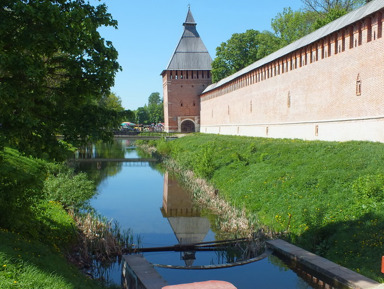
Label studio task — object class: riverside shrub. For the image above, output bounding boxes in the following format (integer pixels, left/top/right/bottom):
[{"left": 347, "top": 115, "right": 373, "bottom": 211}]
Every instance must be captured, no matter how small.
[
  {"left": 352, "top": 174, "right": 384, "bottom": 202},
  {"left": 194, "top": 141, "right": 216, "bottom": 179},
  {"left": 43, "top": 169, "right": 96, "bottom": 209}
]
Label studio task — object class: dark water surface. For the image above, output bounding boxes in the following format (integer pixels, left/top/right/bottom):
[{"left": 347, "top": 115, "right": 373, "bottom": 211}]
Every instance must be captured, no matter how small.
[{"left": 76, "top": 140, "right": 314, "bottom": 288}]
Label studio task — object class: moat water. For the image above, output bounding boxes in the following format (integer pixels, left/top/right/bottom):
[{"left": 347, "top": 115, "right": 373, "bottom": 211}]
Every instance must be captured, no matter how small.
[{"left": 75, "top": 139, "right": 316, "bottom": 288}]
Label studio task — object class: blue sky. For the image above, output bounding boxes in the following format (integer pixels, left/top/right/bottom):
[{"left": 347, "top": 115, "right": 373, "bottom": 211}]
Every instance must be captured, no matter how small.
[{"left": 95, "top": 0, "right": 304, "bottom": 110}]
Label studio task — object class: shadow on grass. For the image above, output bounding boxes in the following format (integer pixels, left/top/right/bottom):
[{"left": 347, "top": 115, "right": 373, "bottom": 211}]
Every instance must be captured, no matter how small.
[
  {"left": 0, "top": 198, "right": 121, "bottom": 289},
  {"left": 0, "top": 224, "right": 111, "bottom": 289},
  {"left": 291, "top": 212, "right": 384, "bottom": 282}
]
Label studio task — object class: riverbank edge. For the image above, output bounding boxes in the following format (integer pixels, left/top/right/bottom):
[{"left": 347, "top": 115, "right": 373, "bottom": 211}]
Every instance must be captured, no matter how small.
[
  {"left": 0, "top": 147, "right": 129, "bottom": 288},
  {"left": 267, "top": 239, "right": 380, "bottom": 289},
  {"left": 136, "top": 143, "right": 276, "bottom": 241},
  {"left": 135, "top": 135, "right": 384, "bottom": 283},
  {"left": 121, "top": 241, "right": 381, "bottom": 289},
  {"left": 136, "top": 143, "right": 383, "bottom": 289}
]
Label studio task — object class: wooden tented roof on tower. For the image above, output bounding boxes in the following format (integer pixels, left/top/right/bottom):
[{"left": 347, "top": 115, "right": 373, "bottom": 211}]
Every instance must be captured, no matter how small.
[{"left": 163, "top": 8, "right": 212, "bottom": 72}]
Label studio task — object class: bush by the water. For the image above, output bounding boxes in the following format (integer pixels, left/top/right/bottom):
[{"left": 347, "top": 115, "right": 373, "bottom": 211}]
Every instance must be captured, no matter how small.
[
  {"left": 43, "top": 166, "right": 96, "bottom": 209},
  {"left": 151, "top": 133, "right": 384, "bottom": 281},
  {"left": 0, "top": 148, "right": 117, "bottom": 288}
]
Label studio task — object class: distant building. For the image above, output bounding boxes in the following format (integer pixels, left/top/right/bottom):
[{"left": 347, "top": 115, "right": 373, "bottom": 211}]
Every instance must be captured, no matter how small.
[{"left": 161, "top": 8, "right": 212, "bottom": 133}]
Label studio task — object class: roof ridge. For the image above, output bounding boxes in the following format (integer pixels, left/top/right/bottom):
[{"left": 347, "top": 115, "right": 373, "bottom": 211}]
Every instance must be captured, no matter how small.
[
  {"left": 163, "top": 8, "right": 212, "bottom": 72},
  {"left": 184, "top": 7, "right": 196, "bottom": 25}
]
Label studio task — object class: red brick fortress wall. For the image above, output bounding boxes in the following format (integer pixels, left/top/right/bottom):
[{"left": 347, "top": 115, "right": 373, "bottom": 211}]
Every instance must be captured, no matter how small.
[
  {"left": 200, "top": 8, "right": 384, "bottom": 142},
  {"left": 163, "top": 70, "right": 211, "bottom": 132}
]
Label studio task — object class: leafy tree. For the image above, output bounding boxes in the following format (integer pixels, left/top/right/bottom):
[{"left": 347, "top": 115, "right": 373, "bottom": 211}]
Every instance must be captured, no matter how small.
[
  {"left": 103, "top": 92, "right": 124, "bottom": 113},
  {"left": 121, "top": 110, "right": 136, "bottom": 123},
  {"left": 272, "top": 1, "right": 367, "bottom": 46},
  {"left": 101, "top": 92, "right": 135, "bottom": 124},
  {"left": 147, "top": 92, "right": 163, "bottom": 124},
  {"left": 300, "top": 0, "right": 366, "bottom": 30},
  {"left": 148, "top": 92, "right": 161, "bottom": 106},
  {"left": 271, "top": 8, "right": 317, "bottom": 47},
  {"left": 301, "top": 0, "right": 365, "bottom": 14},
  {"left": 133, "top": 92, "right": 164, "bottom": 125},
  {"left": 211, "top": 30, "right": 280, "bottom": 82},
  {"left": 0, "top": 0, "right": 121, "bottom": 160},
  {"left": 149, "top": 103, "right": 164, "bottom": 124},
  {"left": 135, "top": 107, "right": 150, "bottom": 125},
  {"left": 312, "top": 7, "right": 349, "bottom": 29}
]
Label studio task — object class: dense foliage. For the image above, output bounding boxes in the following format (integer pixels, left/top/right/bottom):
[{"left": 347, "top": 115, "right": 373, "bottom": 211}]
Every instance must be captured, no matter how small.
[
  {"left": 135, "top": 92, "right": 164, "bottom": 125},
  {"left": 211, "top": 30, "right": 280, "bottom": 83},
  {"left": 152, "top": 134, "right": 384, "bottom": 281},
  {"left": 0, "top": 1, "right": 131, "bottom": 287},
  {"left": 271, "top": 8, "right": 317, "bottom": 48},
  {"left": 0, "top": 148, "right": 91, "bottom": 239},
  {"left": 0, "top": 0, "right": 122, "bottom": 160}
]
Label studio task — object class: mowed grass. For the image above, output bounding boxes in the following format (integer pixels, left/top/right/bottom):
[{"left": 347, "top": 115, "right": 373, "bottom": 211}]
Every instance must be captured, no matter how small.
[{"left": 152, "top": 133, "right": 384, "bottom": 281}]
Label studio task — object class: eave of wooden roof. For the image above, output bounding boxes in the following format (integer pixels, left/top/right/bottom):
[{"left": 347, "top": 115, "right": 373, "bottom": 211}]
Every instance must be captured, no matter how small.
[
  {"left": 162, "top": 8, "right": 212, "bottom": 75},
  {"left": 203, "top": 0, "right": 384, "bottom": 93}
]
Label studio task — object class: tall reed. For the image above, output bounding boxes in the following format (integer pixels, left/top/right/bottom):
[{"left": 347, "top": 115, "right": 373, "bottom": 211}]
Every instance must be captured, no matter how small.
[{"left": 68, "top": 209, "right": 136, "bottom": 272}]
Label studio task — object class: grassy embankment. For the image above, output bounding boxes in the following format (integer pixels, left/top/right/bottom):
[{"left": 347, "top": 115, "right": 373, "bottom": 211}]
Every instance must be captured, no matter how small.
[
  {"left": 146, "top": 133, "right": 384, "bottom": 282},
  {"left": 0, "top": 147, "right": 127, "bottom": 288}
]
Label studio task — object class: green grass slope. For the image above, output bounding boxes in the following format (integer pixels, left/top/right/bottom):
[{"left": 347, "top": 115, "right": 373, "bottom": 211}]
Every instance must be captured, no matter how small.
[
  {"left": 153, "top": 133, "right": 384, "bottom": 281},
  {"left": 0, "top": 148, "right": 107, "bottom": 288}
]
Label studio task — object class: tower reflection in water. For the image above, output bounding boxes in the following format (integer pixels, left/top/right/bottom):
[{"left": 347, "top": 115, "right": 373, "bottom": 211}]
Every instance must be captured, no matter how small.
[{"left": 161, "top": 171, "right": 210, "bottom": 267}]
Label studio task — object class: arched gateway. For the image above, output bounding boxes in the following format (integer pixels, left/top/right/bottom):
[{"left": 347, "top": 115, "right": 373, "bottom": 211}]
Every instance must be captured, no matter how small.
[
  {"left": 180, "top": 120, "right": 195, "bottom": 133},
  {"left": 161, "top": 7, "right": 212, "bottom": 133}
]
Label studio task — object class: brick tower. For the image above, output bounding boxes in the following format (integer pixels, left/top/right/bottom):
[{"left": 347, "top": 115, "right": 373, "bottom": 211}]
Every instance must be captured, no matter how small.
[{"left": 161, "top": 8, "right": 212, "bottom": 133}]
